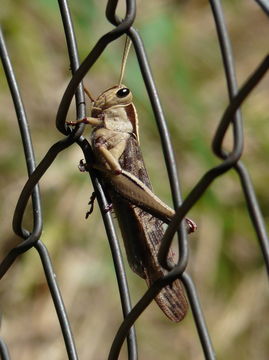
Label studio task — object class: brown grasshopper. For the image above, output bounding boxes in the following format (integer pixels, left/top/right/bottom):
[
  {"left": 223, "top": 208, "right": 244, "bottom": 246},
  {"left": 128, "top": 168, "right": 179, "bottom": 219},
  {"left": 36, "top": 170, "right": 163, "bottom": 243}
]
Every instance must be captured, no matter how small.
[{"left": 67, "top": 39, "right": 196, "bottom": 322}]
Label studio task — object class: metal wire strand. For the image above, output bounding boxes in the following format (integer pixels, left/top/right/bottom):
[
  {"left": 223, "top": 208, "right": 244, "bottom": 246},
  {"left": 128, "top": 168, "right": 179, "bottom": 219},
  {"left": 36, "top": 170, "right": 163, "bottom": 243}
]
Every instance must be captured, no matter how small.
[
  {"left": 0, "top": 338, "right": 10, "bottom": 360},
  {"left": 254, "top": 0, "right": 269, "bottom": 15},
  {"left": 0, "top": 24, "right": 79, "bottom": 360}
]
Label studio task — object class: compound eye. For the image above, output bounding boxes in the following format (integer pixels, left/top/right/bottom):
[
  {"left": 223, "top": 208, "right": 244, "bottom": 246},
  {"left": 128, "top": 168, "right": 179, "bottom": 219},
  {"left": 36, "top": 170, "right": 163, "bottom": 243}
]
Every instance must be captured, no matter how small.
[{"left": 116, "top": 88, "right": 130, "bottom": 98}]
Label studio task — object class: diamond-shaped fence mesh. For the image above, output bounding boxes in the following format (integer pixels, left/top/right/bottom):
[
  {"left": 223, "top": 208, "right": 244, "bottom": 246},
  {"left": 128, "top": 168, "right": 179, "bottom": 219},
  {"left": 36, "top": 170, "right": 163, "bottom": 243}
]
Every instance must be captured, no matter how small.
[{"left": 0, "top": 1, "right": 269, "bottom": 359}]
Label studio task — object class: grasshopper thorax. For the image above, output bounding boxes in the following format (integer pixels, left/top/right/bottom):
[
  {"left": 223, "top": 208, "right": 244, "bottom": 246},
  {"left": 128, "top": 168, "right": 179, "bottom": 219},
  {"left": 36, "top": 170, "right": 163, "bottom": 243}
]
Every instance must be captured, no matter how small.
[{"left": 93, "top": 85, "right": 133, "bottom": 111}]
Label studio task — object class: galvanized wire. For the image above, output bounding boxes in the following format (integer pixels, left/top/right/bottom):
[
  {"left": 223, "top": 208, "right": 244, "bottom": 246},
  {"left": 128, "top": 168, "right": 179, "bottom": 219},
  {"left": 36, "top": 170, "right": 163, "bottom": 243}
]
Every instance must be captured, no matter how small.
[{"left": 0, "top": 0, "right": 269, "bottom": 359}]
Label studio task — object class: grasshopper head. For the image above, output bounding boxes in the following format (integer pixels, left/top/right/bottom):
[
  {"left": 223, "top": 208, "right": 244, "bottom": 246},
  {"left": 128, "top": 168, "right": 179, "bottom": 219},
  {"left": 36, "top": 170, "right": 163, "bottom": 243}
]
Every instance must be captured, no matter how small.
[{"left": 94, "top": 85, "right": 133, "bottom": 110}]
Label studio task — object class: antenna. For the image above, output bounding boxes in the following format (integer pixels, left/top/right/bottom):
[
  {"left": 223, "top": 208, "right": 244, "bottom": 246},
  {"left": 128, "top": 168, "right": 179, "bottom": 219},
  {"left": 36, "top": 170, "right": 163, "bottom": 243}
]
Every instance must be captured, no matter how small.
[
  {"left": 118, "top": 36, "right": 132, "bottom": 86},
  {"left": 84, "top": 86, "right": 95, "bottom": 102}
]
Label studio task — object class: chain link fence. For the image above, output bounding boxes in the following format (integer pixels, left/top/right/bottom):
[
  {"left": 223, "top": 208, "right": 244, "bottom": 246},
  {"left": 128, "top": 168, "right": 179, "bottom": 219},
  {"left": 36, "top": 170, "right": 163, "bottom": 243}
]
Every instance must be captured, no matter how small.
[{"left": 0, "top": 0, "right": 269, "bottom": 359}]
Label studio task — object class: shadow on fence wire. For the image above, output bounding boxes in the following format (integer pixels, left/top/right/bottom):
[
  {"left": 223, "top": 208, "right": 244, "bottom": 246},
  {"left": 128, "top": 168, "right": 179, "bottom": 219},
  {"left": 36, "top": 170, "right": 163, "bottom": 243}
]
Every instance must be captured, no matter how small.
[{"left": 0, "top": 0, "right": 269, "bottom": 359}]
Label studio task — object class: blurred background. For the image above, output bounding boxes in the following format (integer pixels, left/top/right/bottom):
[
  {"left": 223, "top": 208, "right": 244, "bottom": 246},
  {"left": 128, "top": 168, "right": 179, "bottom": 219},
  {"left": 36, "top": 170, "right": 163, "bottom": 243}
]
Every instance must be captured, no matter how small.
[{"left": 0, "top": 0, "right": 268, "bottom": 359}]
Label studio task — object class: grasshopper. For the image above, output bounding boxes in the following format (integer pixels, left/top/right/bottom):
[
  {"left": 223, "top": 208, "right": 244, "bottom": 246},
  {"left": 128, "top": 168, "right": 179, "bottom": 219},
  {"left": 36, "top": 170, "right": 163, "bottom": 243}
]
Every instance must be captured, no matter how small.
[{"left": 67, "top": 39, "right": 196, "bottom": 322}]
